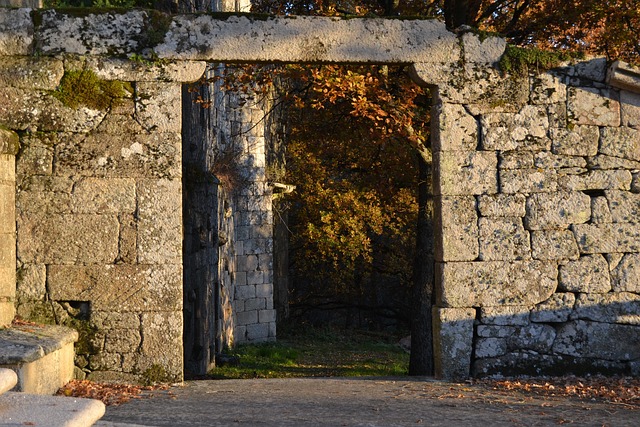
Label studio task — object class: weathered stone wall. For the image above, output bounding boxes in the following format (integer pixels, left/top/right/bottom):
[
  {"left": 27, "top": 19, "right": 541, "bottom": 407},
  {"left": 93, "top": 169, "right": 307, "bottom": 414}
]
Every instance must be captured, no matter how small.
[
  {"left": 424, "top": 47, "right": 640, "bottom": 378},
  {"left": 6, "top": 57, "right": 204, "bottom": 382},
  {"left": 1, "top": 7, "right": 639, "bottom": 382}
]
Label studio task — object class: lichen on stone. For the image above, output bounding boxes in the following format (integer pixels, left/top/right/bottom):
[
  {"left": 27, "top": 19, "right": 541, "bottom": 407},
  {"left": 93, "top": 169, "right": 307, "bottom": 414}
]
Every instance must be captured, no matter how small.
[{"left": 53, "top": 68, "right": 132, "bottom": 110}]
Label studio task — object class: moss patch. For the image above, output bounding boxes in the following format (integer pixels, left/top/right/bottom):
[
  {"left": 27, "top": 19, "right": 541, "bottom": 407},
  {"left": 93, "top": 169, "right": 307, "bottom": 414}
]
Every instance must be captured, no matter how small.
[
  {"left": 53, "top": 69, "right": 131, "bottom": 110},
  {"left": 141, "top": 364, "right": 172, "bottom": 386},
  {"left": 499, "top": 45, "right": 583, "bottom": 76}
]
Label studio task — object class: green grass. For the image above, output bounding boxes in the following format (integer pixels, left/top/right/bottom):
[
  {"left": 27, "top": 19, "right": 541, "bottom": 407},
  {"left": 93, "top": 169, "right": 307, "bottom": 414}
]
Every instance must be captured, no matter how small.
[{"left": 209, "top": 327, "right": 409, "bottom": 379}]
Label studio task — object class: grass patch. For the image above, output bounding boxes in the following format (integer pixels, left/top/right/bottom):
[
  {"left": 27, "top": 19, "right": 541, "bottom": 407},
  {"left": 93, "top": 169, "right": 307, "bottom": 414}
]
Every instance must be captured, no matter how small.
[{"left": 209, "top": 327, "right": 409, "bottom": 379}]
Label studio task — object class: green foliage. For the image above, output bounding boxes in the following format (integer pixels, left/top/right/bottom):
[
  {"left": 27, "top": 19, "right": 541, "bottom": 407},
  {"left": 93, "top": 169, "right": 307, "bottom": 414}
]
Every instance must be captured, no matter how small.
[
  {"left": 210, "top": 328, "right": 409, "bottom": 379},
  {"left": 53, "top": 69, "right": 131, "bottom": 110},
  {"left": 498, "top": 45, "right": 578, "bottom": 76}
]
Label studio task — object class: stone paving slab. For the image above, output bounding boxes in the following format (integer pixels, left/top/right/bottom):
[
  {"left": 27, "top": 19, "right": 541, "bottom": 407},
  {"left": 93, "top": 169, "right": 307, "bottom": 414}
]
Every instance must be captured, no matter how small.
[
  {"left": 0, "top": 391, "right": 105, "bottom": 426},
  {"left": 97, "top": 377, "right": 638, "bottom": 427}
]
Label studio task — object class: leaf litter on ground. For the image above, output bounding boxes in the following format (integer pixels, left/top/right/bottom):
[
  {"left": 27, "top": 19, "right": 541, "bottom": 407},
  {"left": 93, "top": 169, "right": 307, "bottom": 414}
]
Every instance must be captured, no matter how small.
[
  {"left": 57, "top": 380, "right": 172, "bottom": 406},
  {"left": 476, "top": 375, "right": 640, "bottom": 409}
]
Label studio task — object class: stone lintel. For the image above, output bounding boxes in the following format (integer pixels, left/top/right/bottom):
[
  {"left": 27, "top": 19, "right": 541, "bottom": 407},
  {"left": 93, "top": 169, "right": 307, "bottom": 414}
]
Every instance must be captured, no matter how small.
[{"left": 607, "top": 60, "right": 640, "bottom": 94}]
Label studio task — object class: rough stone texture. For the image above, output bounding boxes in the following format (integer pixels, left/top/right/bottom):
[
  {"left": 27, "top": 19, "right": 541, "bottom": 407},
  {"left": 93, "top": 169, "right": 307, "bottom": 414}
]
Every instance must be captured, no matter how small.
[
  {"left": 525, "top": 191, "right": 591, "bottom": 230},
  {"left": 0, "top": 57, "right": 64, "bottom": 91},
  {"left": 590, "top": 196, "right": 612, "bottom": 224},
  {"left": 606, "top": 190, "right": 640, "bottom": 223},
  {"left": 553, "top": 320, "right": 640, "bottom": 361},
  {"left": 478, "top": 217, "right": 530, "bottom": 261},
  {"left": 433, "top": 308, "right": 475, "bottom": 380},
  {"left": 567, "top": 86, "right": 620, "bottom": 126},
  {"left": 550, "top": 125, "right": 599, "bottom": 156},
  {"left": 434, "top": 196, "right": 478, "bottom": 262},
  {"left": 573, "top": 223, "right": 640, "bottom": 253},
  {"left": 137, "top": 179, "right": 183, "bottom": 265},
  {"left": 620, "top": 90, "right": 640, "bottom": 128},
  {"left": 17, "top": 214, "right": 119, "bottom": 264},
  {"left": 559, "top": 170, "right": 632, "bottom": 191},
  {"left": 480, "top": 306, "right": 530, "bottom": 326},
  {"left": 572, "top": 292, "right": 640, "bottom": 325},
  {"left": 0, "top": 8, "right": 33, "bottom": 56},
  {"left": 433, "top": 150, "right": 497, "bottom": 196},
  {"left": 431, "top": 103, "right": 477, "bottom": 152},
  {"left": 599, "top": 126, "right": 640, "bottom": 161},
  {"left": 559, "top": 254, "right": 611, "bottom": 293},
  {"left": 531, "top": 293, "right": 575, "bottom": 323},
  {"left": 47, "top": 265, "right": 182, "bottom": 312},
  {"left": 530, "top": 230, "right": 579, "bottom": 260},
  {"left": 461, "top": 33, "right": 506, "bottom": 64},
  {"left": 500, "top": 168, "right": 558, "bottom": 194},
  {"left": 2, "top": 13, "right": 640, "bottom": 382},
  {"left": 530, "top": 72, "right": 566, "bottom": 105},
  {"left": 611, "top": 253, "right": 640, "bottom": 293},
  {"left": 482, "top": 105, "right": 550, "bottom": 151},
  {"left": 437, "top": 261, "right": 557, "bottom": 307},
  {"left": 477, "top": 194, "right": 525, "bottom": 217},
  {"left": 507, "top": 324, "right": 556, "bottom": 353}
]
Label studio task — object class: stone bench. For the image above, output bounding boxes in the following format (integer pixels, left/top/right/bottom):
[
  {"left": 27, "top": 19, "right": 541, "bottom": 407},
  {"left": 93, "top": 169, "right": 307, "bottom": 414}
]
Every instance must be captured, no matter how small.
[
  {"left": 0, "top": 324, "right": 77, "bottom": 394},
  {"left": 0, "top": 368, "right": 105, "bottom": 426}
]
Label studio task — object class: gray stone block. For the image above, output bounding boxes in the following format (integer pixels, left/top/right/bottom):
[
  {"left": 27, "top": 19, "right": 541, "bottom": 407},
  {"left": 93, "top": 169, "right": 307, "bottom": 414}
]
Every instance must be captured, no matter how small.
[
  {"left": 478, "top": 217, "right": 530, "bottom": 261},
  {"left": 432, "top": 103, "right": 477, "bottom": 152},
  {"left": 437, "top": 261, "right": 557, "bottom": 307},
  {"left": 480, "top": 306, "right": 530, "bottom": 326},
  {"left": 567, "top": 86, "right": 620, "bottom": 126},
  {"left": 559, "top": 254, "right": 611, "bottom": 293},
  {"left": 606, "top": 190, "right": 640, "bottom": 223},
  {"left": 611, "top": 253, "right": 640, "bottom": 293},
  {"left": 525, "top": 191, "right": 590, "bottom": 230},
  {"left": 559, "top": 170, "right": 632, "bottom": 191},
  {"left": 531, "top": 230, "right": 579, "bottom": 260},
  {"left": 531, "top": 293, "right": 575, "bottom": 323},
  {"left": 17, "top": 213, "right": 119, "bottom": 264},
  {"left": 477, "top": 194, "right": 526, "bottom": 217},
  {"left": 433, "top": 307, "right": 475, "bottom": 380},
  {"left": 573, "top": 292, "right": 640, "bottom": 325},
  {"left": 550, "top": 125, "right": 599, "bottom": 156},
  {"left": 433, "top": 150, "right": 497, "bottom": 196},
  {"left": 573, "top": 223, "right": 640, "bottom": 253},
  {"left": 500, "top": 169, "right": 558, "bottom": 193},
  {"left": 553, "top": 320, "right": 640, "bottom": 361},
  {"left": 475, "top": 337, "right": 507, "bottom": 358},
  {"left": 435, "top": 196, "right": 479, "bottom": 262},
  {"left": 481, "top": 106, "right": 550, "bottom": 151},
  {"left": 600, "top": 126, "right": 640, "bottom": 161}
]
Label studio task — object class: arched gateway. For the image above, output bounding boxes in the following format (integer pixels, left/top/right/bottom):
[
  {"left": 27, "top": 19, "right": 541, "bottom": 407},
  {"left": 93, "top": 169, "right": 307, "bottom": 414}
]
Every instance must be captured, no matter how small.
[{"left": 1, "top": 8, "right": 639, "bottom": 384}]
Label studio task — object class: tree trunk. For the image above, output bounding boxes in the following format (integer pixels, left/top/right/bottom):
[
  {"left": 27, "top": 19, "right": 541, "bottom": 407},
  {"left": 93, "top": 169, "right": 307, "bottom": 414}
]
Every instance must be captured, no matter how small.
[{"left": 408, "top": 156, "right": 434, "bottom": 375}]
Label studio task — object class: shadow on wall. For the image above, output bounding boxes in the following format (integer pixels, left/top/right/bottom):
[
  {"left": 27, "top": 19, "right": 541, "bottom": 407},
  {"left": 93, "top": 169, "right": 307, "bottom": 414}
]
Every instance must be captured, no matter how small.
[{"left": 435, "top": 297, "right": 640, "bottom": 379}]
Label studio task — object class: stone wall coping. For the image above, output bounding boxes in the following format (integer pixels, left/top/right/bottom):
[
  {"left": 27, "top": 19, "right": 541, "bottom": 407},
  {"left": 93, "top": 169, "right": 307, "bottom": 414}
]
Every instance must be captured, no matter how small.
[
  {"left": 606, "top": 60, "right": 640, "bottom": 94},
  {"left": 0, "top": 324, "right": 78, "bottom": 365}
]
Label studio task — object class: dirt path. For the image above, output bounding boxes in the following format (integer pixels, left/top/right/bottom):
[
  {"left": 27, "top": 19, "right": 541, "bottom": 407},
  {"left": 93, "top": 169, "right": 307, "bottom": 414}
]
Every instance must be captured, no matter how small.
[{"left": 95, "top": 377, "right": 637, "bottom": 426}]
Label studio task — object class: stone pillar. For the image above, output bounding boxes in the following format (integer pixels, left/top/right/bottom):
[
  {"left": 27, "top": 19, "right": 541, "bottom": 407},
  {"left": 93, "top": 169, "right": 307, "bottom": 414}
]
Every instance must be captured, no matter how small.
[{"left": 0, "top": 128, "right": 18, "bottom": 326}]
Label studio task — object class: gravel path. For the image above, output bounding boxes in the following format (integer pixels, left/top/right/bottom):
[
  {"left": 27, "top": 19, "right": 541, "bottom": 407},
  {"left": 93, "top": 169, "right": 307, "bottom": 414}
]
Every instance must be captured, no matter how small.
[{"left": 96, "top": 377, "right": 638, "bottom": 427}]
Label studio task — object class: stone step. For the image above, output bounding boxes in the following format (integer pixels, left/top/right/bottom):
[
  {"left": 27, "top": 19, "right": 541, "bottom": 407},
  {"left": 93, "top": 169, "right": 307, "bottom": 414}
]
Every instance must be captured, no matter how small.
[
  {"left": 0, "top": 324, "right": 78, "bottom": 395},
  {"left": 0, "top": 391, "right": 105, "bottom": 427},
  {"left": 0, "top": 369, "right": 17, "bottom": 395}
]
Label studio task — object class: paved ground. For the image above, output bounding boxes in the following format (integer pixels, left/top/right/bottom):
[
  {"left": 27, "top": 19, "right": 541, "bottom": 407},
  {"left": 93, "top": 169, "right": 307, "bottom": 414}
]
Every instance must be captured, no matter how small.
[{"left": 95, "top": 377, "right": 637, "bottom": 426}]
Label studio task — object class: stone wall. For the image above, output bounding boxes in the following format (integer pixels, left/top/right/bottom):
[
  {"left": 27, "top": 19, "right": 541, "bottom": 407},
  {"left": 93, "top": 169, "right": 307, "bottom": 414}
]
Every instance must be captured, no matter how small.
[
  {"left": 0, "top": 9, "right": 207, "bottom": 381},
  {"left": 425, "top": 51, "right": 640, "bottom": 378},
  {"left": 1, "top": 7, "right": 639, "bottom": 382}
]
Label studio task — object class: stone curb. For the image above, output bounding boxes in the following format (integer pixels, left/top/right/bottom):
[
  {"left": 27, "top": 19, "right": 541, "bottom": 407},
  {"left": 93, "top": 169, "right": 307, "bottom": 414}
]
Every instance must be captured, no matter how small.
[{"left": 0, "top": 391, "right": 105, "bottom": 426}]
